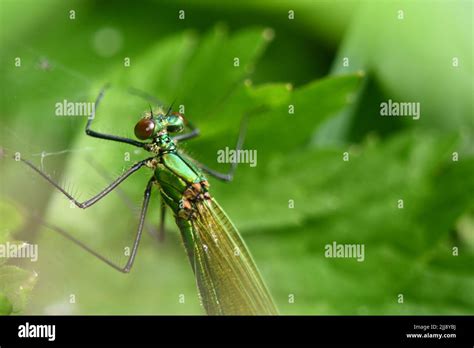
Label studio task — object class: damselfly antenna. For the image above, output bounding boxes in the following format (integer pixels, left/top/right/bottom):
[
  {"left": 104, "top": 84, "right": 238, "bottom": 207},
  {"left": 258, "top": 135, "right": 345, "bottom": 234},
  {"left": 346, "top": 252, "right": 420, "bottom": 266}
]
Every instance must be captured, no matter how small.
[{"left": 165, "top": 99, "right": 176, "bottom": 117}]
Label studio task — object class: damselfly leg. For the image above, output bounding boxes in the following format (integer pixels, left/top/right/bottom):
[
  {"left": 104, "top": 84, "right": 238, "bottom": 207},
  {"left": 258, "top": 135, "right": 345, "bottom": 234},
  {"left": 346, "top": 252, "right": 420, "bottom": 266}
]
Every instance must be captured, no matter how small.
[
  {"left": 15, "top": 86, "right": 160, "bottom": 272},
  {"left": 86, "top": 156, "right": 166, "bottom": 242},
  {"left": 20, "top": 156, "right": 153, "bottom": 209},
  {"left": 86, "top": 85, "right": 146, "bottom": 148},
  {"left": 31, "top": 177, "right": 155, "bottom": 273}
]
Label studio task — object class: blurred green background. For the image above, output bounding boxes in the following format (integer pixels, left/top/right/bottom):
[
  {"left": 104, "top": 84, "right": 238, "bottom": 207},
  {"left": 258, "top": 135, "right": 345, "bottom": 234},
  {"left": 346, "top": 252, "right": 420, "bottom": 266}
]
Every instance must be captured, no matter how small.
[{"left": 0, "top": 0, "right": 473, "bottom": 315}]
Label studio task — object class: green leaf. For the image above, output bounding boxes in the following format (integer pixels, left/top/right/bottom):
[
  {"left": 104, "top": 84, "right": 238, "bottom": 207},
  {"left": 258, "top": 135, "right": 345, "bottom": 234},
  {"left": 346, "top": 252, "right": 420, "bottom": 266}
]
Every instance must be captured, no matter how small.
[
  {"left": 208, "top": 73, "right": 363, "bottom": 229},
  {"left": 246, "top": 82, "right": 292, "bottom": 108},
  {"left": 245, "top": 130, "right": 474, "bottom": 314},
  {"left": 176, "top": 26, "right": 272, "bottom": 117},
  {"left": 0, "top": 266, "right": 38, "bottom": 314},
  {"left": 330, "top": 1, "right": 473, "bottom": 139}
]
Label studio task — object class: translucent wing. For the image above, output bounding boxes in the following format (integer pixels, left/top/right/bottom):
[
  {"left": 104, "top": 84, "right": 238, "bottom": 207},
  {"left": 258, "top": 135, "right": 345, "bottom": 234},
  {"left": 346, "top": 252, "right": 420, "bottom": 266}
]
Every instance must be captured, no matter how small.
[{"left": 186, "top": 198, "right": 278, "bottom": 315}]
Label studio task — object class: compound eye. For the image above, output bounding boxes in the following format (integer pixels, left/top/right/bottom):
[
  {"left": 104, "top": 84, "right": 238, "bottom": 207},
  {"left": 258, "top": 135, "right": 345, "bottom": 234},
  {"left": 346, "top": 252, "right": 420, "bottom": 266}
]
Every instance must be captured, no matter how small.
[{"left": 134, "top": 119, "right": 155, "bottom": 140}]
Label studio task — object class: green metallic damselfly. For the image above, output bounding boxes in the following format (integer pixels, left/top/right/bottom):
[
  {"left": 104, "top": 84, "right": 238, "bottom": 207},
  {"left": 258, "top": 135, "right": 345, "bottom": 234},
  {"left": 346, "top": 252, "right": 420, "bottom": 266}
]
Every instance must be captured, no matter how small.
[{"left": 20, "top": 85, "right": 278, "bottom": 315}]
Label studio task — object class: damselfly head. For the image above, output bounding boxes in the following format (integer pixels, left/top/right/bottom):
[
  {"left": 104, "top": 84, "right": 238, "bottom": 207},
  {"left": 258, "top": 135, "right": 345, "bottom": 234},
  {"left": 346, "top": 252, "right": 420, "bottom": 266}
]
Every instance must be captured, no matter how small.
[{"left": 134, "top": 110, "right": 185, "bottom": 140}]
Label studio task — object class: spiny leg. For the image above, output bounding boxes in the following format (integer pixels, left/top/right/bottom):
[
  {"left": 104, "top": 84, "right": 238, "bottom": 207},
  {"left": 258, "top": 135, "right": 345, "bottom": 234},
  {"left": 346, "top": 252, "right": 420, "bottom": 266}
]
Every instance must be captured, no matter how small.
[
  {"left": 87, "top": 157, "right": 172, "bottom": 244},
  {"left": 20, "top": 156, "right": 154, "bottom": 208},
  {"left": 124, "top": 177, "right": 155, "bottom": 272},
  {"left": 85, "top": 156, "right": 163, "bottom": 240},
  {"left": 85, "top": 85, "right": 146, "bottom": 148},
  {"left": 84, "top": 154, "right": 171, "bottom": 243},
  {"left": 34, "top": 177, "right": 155, "bottom": 273},
  {"left": 180, "top": 113, "right": 249, "bottom": 182}
]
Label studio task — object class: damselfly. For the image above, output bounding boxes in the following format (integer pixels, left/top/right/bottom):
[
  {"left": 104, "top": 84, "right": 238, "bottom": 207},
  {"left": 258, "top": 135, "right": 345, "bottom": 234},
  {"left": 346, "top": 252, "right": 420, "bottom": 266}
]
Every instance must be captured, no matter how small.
[{"left": 20, "top": 85, "right": 278, "bottom": 315}]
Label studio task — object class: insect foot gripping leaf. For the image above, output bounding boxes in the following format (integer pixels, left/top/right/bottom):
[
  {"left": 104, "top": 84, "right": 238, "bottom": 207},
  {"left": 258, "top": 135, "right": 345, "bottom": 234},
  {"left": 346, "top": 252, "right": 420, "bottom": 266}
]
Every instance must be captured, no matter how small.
[{"left": 0, "top": 200, "right": 38, "bottom": 314}]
